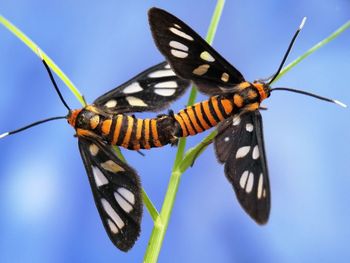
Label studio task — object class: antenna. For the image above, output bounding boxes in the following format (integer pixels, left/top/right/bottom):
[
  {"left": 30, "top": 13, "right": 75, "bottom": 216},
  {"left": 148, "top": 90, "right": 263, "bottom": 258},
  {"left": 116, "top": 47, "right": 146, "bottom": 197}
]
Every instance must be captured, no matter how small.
[
  {"left": 0, "top": 116, "right": 67, "bottom": 139},
  {"left": 268, "top": 17, "right": 307, "bottom": 85},
  {"left": 0, "top": 50, "right": 72, "bottom": 140},
  {"left": 37, "top": 48, "right": 71, "bottom": 111},
  {"left": 271, "top": 87, "right": 347, "bottom": 108}
]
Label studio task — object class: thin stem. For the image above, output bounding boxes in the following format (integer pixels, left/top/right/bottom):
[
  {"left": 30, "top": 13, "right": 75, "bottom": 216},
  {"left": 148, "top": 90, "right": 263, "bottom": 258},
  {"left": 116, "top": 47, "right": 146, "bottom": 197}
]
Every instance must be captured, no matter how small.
[
  {"left": 143, "top": 1, "right": 226, "bottom": 262},
  {"left": 0, "top": 15, "right": 86, "bottom": 106},
  {"left": 271, "top": 20, "right": 350, "bottom": 84},
  {"left": 142, "top": 189, "right": 159, "bottom": 222}
]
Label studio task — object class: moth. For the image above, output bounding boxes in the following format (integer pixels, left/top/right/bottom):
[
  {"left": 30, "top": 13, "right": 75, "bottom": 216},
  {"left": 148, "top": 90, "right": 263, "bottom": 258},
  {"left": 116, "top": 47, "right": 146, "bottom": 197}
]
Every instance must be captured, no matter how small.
[
  {"left": 1, "top": 58, "right": 190, "bottom": 251},
  {"left": 148, "top": 7, "right": 345, "bottom": 224}
]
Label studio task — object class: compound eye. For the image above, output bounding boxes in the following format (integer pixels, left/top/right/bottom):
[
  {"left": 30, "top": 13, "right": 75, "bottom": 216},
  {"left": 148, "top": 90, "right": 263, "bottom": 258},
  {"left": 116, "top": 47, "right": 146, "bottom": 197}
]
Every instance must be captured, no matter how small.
[
  {"left": 76, "top": 116, "right": 86, "bottom": 128},
  {"left": 76, "top": 111, "right": 94, "bottom": 129}
]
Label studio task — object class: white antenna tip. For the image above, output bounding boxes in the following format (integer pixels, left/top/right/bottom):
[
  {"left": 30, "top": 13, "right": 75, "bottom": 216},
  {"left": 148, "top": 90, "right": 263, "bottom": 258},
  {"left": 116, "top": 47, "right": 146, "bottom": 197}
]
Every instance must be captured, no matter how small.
[
  {"left": 0, "top": 132, "right": 9, "bottom": 139},
  {"left": 299, "top": 17, "right": 307, "bottom": 30},
  {"left": 333, "top": 99, "right": 347, "bottom": 108},
  {"left": 36, "top": 47, "right": 44, "bottom": 61}
]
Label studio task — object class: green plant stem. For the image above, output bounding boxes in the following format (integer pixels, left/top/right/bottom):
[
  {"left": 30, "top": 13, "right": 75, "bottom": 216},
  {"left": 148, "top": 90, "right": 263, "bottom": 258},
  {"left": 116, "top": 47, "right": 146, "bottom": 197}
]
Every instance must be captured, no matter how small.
[
  {"left": 142, "top": 189, "right": 159, "bottom": 222},
  {"left": 272, "top": 20, "right": 350, "bottom": 83},
  {"left": 0, "top": 15, "right": 86, "bottom": 106},
  {"left": 143, "top": 1, "right": 226, "bottom": 262}
]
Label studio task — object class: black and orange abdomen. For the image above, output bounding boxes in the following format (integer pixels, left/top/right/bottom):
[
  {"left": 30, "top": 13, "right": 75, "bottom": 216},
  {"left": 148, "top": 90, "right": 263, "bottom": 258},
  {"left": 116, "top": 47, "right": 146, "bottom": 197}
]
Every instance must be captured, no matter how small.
[
  {"left": 173, "top": 95, "right": 237, "bottom": 137},
  {"left": 100, "top": 114, "right": 177, "bottom": 150}
]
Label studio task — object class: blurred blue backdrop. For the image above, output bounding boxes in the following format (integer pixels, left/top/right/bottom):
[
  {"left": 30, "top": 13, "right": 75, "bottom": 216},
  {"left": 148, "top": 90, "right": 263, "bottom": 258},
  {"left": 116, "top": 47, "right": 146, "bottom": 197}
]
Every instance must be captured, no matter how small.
[{"left": 0, "top": 1, "right": 349, "bottom": 262}]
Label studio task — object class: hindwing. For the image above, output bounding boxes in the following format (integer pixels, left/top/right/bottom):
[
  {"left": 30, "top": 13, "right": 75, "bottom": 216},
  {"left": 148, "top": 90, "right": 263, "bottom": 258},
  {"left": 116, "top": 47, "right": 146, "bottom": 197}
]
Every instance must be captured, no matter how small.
[
  {"left": 214, "top": 111, "right": 270, "bottom": 224},
  {"left": 78, "top": 137, "right": 142, "bottom": 251},
  {"left": 94, "top": 61, "right": 189, "bottom": 113}
]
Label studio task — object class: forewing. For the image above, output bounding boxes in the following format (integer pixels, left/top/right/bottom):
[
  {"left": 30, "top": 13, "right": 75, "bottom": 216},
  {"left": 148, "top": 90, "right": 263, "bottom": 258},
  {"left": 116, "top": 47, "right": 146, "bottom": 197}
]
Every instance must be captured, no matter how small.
[
  {"left": 78, "top": 137, "right": 142, "bottom": 251},
  {"left": 148, "top": 7, "right": 245, "bottom": 95},
  {"left": 214, "top": 111, "right": 270, "bottom": 224},
  {"left": 94, "top": 61, "right": 190, "bottom": 113}
]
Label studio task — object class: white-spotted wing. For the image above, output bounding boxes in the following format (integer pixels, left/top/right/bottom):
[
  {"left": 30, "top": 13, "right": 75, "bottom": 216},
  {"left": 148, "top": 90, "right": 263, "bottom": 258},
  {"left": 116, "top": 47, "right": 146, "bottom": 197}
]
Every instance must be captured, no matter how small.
[
  {"left": 214, "top": 111, "right": 270, "bottom": 224},
  {"left": 94, "top": 61, "right": 189, "bottom": 113},
  {"left": 148, "top": 8, "right": 245, "bottom": 95},
  {"left": 78, "top": 137, "right": 142, "bottom": 251}
]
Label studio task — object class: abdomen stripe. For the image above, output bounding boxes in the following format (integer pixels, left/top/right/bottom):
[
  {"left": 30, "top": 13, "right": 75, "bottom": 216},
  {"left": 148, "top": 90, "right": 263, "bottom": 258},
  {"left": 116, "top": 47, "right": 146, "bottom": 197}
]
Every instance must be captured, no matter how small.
[
  {"left": 142, "top": 119, "right": 151, "bottom": 149},
  {"left": 185, "top": 107, "right": 203, "bottom": 133},
  {"left": 121, "top": 116, "right": 134, "bottom": 148},
  {"left": 174, "top": 114, "right": 188, "bottom": 137},
  {"left": 194, "top": 104, "right": 211, "bottom": 130},
  {"left": 112, "top": 115, "right": 123, "bottom": 145},
  {"left": 178, "top": 110, "right": 196, "bottom": 135},
  {"left": 201, "top": 100, "right": 218, "bottom": 126},
  {"left": 151, "top": 119, "right": 162, "bottom": 147}
]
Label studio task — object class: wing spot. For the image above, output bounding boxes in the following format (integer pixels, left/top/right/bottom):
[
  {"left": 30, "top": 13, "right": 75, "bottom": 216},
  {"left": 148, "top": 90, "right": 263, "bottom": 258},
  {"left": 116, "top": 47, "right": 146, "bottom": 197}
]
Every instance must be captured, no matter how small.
[
  {"left": 117, "top": 187, "right": 135, "bottom": 205},
  {"left": 192, "top": 64, "right": 210, "bottom": 76},
  {"left": 169, "top": 27, "right": 194, "bottom": 41},
  {"left": 240, "top": 170, "right": 249, "bottom": 189},
  {"left": 126, "top": 96, "right": 148, "bottom": 107},
  {"left": 263, "top": 189, "right": 266, "bottom": 198},
  {"left": 257, "top": 173, "right": 264, "bottom": 199},
  {"left": 233, "top": 116, "right": 241, "bottom": 126},
  {"left": 148, "top": 69, "right": 176, "bottom": 78},
  {"left": 101, "top": 198, "right": 125, "bottom": 229},
  {"left": 221, "top": 72, "right": 229, "bottom": 82},
  {"left": 246, "top": 123, "right": 254, "bottom": 132},
  {"left": 92, "top": 166, "right": 108, "bottom": 187},
  {"left": 154, "top": 89, "right": 176, "bottom": 96},
  {"left": 200, "top": 51, "right": 215, "bottom": 62},
  {"left": 246, "top": 172, "right": 254, "bottom": 193},
  {"left": 169, "top": 40, "right": 189, "bottom": 52},
  {"left": 123, "top": 82, "right": 143, "bottom": 94},
  {"left": 173, "top": 23, "right": 181, "bottom": 29},
  {"left": 224, "top": 136, "right": 230, "bottom": 142},
  {"left": 236, "top": 146, "right": 251, "bottom": 159},
  {"left": 252, "top": 145, "right": 260, "bottom": 159},
  {"left": 114, "top": 192, "right": 133, "bottom": 213},
  {"left": 170, "top": 49, "right": 188, "bottom": 58},
  {"left": 164, "top": 64, "right": 171, "bottom": 69},
  {"left": 101, "top": 160, "right": 125, "bottom": 173},
  {"left": 89, "top": 144, "right": 99, "bottom": 156},
  {"left": 154, "top": 81, "right": 178, "bottom": 88},
  {"left": 107, "top": 219, "right": 119, "bottom": 234},
  {"left": 105, "top": 100, "right": 117, "bottom": 108}
]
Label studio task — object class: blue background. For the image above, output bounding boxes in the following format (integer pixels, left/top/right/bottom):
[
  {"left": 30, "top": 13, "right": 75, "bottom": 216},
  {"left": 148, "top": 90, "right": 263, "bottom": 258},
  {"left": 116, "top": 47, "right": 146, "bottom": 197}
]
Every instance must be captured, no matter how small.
[{"left": 0, "top": 1, "right": 349, "bottom": 262}]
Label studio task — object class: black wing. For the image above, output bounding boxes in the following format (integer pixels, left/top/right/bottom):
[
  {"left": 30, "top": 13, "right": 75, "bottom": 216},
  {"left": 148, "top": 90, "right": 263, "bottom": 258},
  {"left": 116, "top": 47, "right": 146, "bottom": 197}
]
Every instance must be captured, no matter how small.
[
  {"left": 94, "top": 61, "right": 190, "bottom": 113},
  {"left": 214, "top": 111, "right": 270, "bottom": 224},
  {"left": 78, "top": 137, "right": 142, "bottom": 251},
  {"left": 148, "top": 7, "right": 245, "bottom": 95}
]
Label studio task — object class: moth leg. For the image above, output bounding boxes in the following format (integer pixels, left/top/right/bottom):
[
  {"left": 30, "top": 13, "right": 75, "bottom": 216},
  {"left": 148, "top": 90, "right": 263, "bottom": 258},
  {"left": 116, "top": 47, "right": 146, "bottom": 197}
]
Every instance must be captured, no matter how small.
[
  {"left": 170, "top": 137, "right": 179, "bottom": 147},
  {"left": 136, "top": 150, "right": 145, "bottom": 157},
  {"left": 190, "top": 139, "right": 213, "bottom": 167}
]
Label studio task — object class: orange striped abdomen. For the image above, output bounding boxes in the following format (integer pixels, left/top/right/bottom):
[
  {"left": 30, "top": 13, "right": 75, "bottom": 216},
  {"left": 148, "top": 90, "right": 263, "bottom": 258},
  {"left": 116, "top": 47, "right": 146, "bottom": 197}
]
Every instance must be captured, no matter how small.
[
  {"left": 101, "top": 114, "right": 177, "bottom": 150},
  {"left": 174, "top": 96, "right": 236, "bottom": 137}
]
